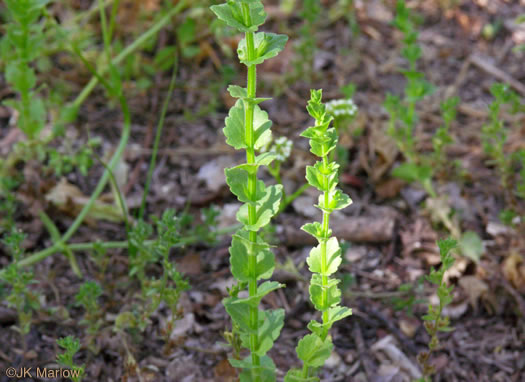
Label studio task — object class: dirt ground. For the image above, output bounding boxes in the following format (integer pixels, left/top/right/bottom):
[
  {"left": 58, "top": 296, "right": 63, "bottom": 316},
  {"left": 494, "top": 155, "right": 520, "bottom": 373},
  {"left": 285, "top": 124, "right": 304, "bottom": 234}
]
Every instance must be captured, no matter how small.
[{"left": 1, "top": 1, "right": 525, "bottom": 381}]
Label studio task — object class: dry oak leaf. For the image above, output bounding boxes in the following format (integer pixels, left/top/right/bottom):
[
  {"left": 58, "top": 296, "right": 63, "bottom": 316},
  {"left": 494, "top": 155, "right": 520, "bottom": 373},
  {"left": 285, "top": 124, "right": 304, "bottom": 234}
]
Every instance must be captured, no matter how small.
[{"left": 502, "top": 253, "right": 525, "bottom": 293}]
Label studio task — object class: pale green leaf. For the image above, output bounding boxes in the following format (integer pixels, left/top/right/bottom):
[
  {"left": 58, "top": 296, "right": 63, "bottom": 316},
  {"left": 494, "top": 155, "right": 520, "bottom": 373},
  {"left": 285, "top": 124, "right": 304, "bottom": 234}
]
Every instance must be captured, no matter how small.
[
  {"left": 232, "top": 281, "right": 283, "bottom": 308},
  {"left": 230, "top": 230, "right": 275, "bottom": 282},
  {"left": 284, "top": 369, "right": 319, "bottom": 382},
  {"left": 223, "top": 296, "right": 252, "bottom": 332},
  {"left": 308, "top": 306, "right": 352, "bottom": 336},
  {"left": 223, "top": 100, "right": 272, "bottom": 150},
  {"left": 238, "top": 32, "right": 288, "bottom": 66},
  {"left": 308, "top": 128, "right": 338, "bottom": 158},
  {"left": 296, "top": 333, "right": 333, "bottom": 368},
  {"left": 301, "top": 222, "right": 331, "bottom": 241},
  {"left": 305, "top": 161, "right": 339, "bottom": 192},
  {"left": 237, "top": 184, "right": 283, "bottom": 230},
  {"left": 306, "top": 237, "right": 342, "bottom": 275},
  {"left": 459, "top": 231, "right": 483, "bottom": 262},
  {"left": 309, "top": 274, "right": 341, "bottom": 311},
  {"left": 252, "top": 308, "right": 285, "bottom": 356},
  {"left": 318, "top": 189, "right": 352, "bottom": 212},
  {"left": 235, "top": 152, "right": 277, "bottom": 175},
  {"left": 227, "top": 85, "right": 271, "bottom": 104},
  {"left": 210, "top": 0, "right": 266, "bottom": 33}
]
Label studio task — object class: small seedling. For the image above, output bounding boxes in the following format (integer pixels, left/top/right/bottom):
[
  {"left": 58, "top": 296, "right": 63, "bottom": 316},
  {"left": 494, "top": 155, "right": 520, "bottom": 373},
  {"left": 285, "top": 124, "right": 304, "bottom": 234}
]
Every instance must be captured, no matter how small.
[
  {"left": 0, "top": 228, "right": 40, "bottom": 339},
  {"left": 127, "top": 209, "right": 189, "bottom": 332},
  {"left": 432, "top": 96, "right": 459, "bottom": 171},
  {"left": 481, "top": 83, "right": 522, "bottom": 190},
  {"left": 417, "top": 238, "right": 457, "bottom": 381},
  {"left": 292, "top": 0, "right": 321, "bottom": 82},
  {"left": 75, "top": 281, "right": 103, "bottom": 336},
  {"left": 56, "top": 336, "right": 85, "bottom": 382},
  {"left": 385, "top": 0, "right": 434, "bottom": 166},
  {"left": 285, "top": 90, "right": 353, "bottom": 381},
  {"left": 210, "top": 1, "right": 288, "bottom": 380}
]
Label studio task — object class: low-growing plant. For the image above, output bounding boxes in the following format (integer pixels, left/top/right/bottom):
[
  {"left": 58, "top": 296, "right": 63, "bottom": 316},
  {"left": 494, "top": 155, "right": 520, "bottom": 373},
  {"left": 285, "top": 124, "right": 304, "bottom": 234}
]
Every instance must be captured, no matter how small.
[
  {"left": 432, "top": 96, "right": 459, "bottom": 171},
  {"left": 481, "top": 83, "right": 521, "bottom": 190},
  {"left": 56, "top": 336, "right": 85, "bottom": 382},
  {"left": 210, "top": 1, "right": 288, "bottom": 380},
  {"left": 292, "top": 0, "right": 321, "bottom": 82},
  {"left": 0, "top": 227, "right": 40, "bottom": 340},
  {"left": 126, "top": 209, "right": 190, "bottom": 332},
  {"left": 285, "top": 90, "right": 353, "bottom": 381},
  {"left": 75, "top": 281, "right": 103, "bottom": 336},
  {"left": 385, "top": 0, "right": 434, "bottom": 166},
  {"left": 417, "top": 238, "right": 457, "bottom": 381}
]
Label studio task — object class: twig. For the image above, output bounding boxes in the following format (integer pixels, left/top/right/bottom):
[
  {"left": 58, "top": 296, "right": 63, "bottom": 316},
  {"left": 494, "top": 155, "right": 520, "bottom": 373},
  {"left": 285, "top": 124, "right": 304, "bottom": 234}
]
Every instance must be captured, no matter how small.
[{"left": 470, "top": 54, "right": 525, "bottom": 96}]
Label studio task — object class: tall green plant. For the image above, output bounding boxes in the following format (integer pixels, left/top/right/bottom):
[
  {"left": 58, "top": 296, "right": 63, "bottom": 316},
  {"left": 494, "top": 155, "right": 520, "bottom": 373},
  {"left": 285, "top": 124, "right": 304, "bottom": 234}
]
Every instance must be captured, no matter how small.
[
  {"left": 285, "top": 90, "right": 352, "bottom": 381},
  {"left": 210, "top": 1, "right": 288, "bottom": 381},
  {"left": 1, "top": 0, "right": 49, "bottom": 139}
]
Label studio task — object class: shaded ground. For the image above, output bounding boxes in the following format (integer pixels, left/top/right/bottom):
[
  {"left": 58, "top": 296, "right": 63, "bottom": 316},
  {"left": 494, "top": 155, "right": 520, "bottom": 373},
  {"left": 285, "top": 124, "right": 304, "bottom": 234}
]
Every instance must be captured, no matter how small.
[{"left": 1, "top": 1, "right": 525, "bottom": 381}]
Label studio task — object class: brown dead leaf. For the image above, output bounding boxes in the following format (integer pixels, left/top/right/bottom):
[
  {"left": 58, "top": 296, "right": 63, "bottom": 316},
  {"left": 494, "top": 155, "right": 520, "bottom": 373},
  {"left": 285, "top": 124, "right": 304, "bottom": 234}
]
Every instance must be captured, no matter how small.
[
  {"left": 502, "top": 253, "right": 525, "bottom": 293},
  {"left": 458, "top": 275, "right": 489, "bottom": 310},
  {"left": 176, "top": 253, "right": 202, "bottom": 276},
  {"left": 375, "top": 177, "right": 405, "bottom": 199},
  {"left": 361, "top": 123, "right": 399, "bottom": 182},
  {"left": 214, "top": 358, "right": 237, "bottom": 382},
  {"left": 45, "top": 178, "right": 126, "bottom": 223},
  {"left": 399, "top": 218, "right": 438, "bottom": 262}
]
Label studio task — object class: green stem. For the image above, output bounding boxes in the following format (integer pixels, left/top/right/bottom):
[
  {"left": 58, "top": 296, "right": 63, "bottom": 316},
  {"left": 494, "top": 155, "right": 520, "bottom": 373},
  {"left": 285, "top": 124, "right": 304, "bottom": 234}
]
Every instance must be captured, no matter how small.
[
  {"left": 320, "top": 155, "right": 331, "bottom": 339},
  {"left": 71, "top": 0, "right": 188, "bottom": 110},
  {"left": 244, "top": 24, "right": 261, "bottom": 379},
  {"left": 139, "top": 57, "right": 179, "bottom": 219},
  {"left": 0, "top": 223, "right": 241, "bottom": 277},
  {"left": 301, "top": 363, "right": 309, "bottom": 379},
  {"left": 279, "top": 183, "right": 309, "bottom": 213}
]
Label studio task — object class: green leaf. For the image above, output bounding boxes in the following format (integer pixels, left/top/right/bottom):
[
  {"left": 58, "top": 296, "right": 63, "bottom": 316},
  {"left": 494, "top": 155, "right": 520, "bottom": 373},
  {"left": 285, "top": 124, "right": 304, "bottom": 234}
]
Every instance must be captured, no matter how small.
[
  {"left": 437, "top": 237, "right": 457, "bottom": 257},
  {"left": 230, "top": 230, "right": 275, "bottom": 282},
  {"left": 210, "top": 0, "right": 266, "bottom": 33},
  {"left": 318, "top": 189, "right": 352, "bottom": 212},
  {"left": 237, "top": 184, "right": 283, "bottom": 231},
  {"left": 223, "top": 296, "right": 253, "bottom": 332},
  {"left": 309, "top": 274, "right": 341, "bottom": 311},
  {"left": 231, "top": 355, "right": 276, "bottom": 382},
  {"left": 238, "top": 32, "right": 288, "bottom": 66},
  {"left": 6, "top": 62, "right": 36, "bottom": 94},
  {"left": 232, "top": 281, "right": 283, "bottom": 307},
  {"left": 225, "top": 166, "right": 263, "bottom": 203},
  {"left": 308, "top": 306, "right": 352, "bottom": 337},
  {"left": 251, "top": 308, "right": 285, "bottom": 356},
  {"left": 459, "top": 231, "right": 483, "bottom": 262},
  {"left": 227, "top": 85, "right": 271, "bottom": 104},
  {"left": 285, "top": 369, "right": 320, "bottom": 382},
  {"left": 296, "top": 334, "right": 333, "bottom": 368},
  {"left": 308, "top": 128, "right": 338, "bottom": 158},
  {"left": 307, "top": 237, "right": 342, "bottom": 276},
  {"left": 223, "top": 100, "right": 272, "bottom": 150},
  {"left": 392, "top": 162, "right": 433, "bottom": 184},
  {"left": 235, "top": 152, "right": 277, "bottom": 175},
  {"left": 301, "top": 222, "right": 331, "bottom": 241},
  {"left": 305, "top": 161, "right": 339, "bottom": 192}
]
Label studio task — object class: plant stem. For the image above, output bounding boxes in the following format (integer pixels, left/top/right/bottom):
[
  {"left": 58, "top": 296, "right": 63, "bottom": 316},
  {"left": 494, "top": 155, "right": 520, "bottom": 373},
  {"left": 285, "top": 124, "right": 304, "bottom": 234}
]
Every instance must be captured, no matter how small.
[
  {"left": 71, "top": 0, "right": 188, "bottom": 110},
  {"left": 139, "top": 57, "right": 179, "bottom": 219},
  {"left": 0, "top": 224, "right": 241, "bottom": 277},
  {"left": 279, "top": 183, "right": 309, "bottom": 214},
  {"left": 320, "top": 155, "right": 330, "bottom": 340},
  {"left": 244, "top": 19, "right": 261, "bottom": 379}
]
